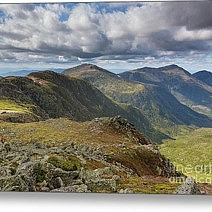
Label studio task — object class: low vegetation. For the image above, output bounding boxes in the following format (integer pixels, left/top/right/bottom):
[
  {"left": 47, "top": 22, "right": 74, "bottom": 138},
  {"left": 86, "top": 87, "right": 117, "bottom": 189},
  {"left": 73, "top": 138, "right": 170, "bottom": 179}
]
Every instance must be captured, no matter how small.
[
  {"left": 47, "top": 155, "right": 82, "bottom": 171},
  {"left": 117, "top": 176, "right": 180, "bottom": 194},
  {"left": 0, "top": 99, "right": 30, "bottom": 113}
]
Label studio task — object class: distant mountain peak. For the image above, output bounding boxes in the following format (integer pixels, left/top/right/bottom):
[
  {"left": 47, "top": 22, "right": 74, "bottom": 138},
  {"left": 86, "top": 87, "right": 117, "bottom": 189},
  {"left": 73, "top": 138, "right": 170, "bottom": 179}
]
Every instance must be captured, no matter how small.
[
  {"left": 132, "top": 64, "right": 191, "bottom": 76},
  {"left": 74, "top": 63, "right": 99, "bottom": 69},
  {"left": 158, "top": 64, "right": 191, "bottom": 76},
  {"left": 193, "top": 70, "right": 212, "bottom": 86},
  {"left": 63, "top": 63, "right": 118, "bottom": 78},
  {"left": 70, "top": 63, "right": 104, "bottom": 71},
  {"left": 194, "top": 70, "right": 211, "bottom": 74},
  {"left": 164, "top": 64, "right": 180, "bottom": 68}
]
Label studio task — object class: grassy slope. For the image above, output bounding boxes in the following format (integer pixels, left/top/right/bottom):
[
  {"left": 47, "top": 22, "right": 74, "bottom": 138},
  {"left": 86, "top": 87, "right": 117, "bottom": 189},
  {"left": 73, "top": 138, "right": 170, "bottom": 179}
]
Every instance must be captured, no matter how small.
[
  {"left": 0, "top": 99, "right": 30, "bottom": 113},
  {"left": 160, "top": 128, "right": 212, "bottom": 183},
  {"left": 0, "top": 99, "right": 40, "bottom": 123},
  {"left": 0, "top": 118, "right": 133, "bottom": 146},
  {"left": 0, "top": 71, "right": 166, "bottom": 143},
  {"left": 1, "top": 72, "right": 126, "bottom": 121}
]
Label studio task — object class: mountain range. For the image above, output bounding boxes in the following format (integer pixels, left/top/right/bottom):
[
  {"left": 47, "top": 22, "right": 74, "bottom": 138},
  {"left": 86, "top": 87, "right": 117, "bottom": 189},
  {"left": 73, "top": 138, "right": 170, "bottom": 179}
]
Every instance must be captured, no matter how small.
[
  {"left": 1, "top": 68, "right": 64, "bottom": 77},
  {"left": 63, "top": 64, "right": 212, "bottom": 136},
  {"left": 120, "top": 65, "right": 212, "bottom": 116},
  {"left": 0, "top": 63, "right": 211, "bottom": 143}
]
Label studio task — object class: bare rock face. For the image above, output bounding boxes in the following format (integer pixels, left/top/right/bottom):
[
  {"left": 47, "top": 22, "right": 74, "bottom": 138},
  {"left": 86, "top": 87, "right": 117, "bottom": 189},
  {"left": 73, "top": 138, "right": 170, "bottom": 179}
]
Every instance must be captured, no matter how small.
[{"left": 174, "top": 177, "right": 201, "bottom": 195}]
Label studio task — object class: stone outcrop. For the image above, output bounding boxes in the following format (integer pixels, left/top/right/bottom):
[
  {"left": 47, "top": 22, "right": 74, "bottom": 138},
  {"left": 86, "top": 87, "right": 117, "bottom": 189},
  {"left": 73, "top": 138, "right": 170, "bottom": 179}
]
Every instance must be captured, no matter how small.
[
  {"left": 0, "top": 141, "right": 126, "bottom": 192},
  {"left": 174, "top": 177, "right": 201, "bottom": 195},
  {"left": 0, "top": 117, "right": 185, "bottom": 193}
]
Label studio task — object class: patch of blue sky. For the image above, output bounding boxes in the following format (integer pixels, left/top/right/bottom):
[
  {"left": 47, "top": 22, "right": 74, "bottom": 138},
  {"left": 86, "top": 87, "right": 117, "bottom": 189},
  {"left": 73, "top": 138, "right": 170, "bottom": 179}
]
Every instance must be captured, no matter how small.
[
  {"left": 92, "top": 2, "right": 143, "bottom": 14},
  {"left": 59, "top": 12, "right": 69, "bottom": 22},
  {"left": 62, "top": 2, "right": 78, "bottom": 10},
  {"left": 0, "top": 9, "right": 5, "bottom": 17},
  {"left": 0, "top": 10, "right": 5, "bottom": 23},
  {"left": 60, "top": 2, "right": 143, "bottom": 16},
  {"left": 0, "top": 9, "right": 11, "bottom": 24}
]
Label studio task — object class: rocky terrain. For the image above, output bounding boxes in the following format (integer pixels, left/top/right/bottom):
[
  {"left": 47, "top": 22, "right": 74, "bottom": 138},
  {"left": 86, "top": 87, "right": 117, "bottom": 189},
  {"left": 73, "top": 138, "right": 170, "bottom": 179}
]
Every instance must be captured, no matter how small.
[
  {"left": 0, "top": 116, "right": 184, "bottom": 193},
  {"left": 174, "top": 178, "right": 201, "bottom": 195}
]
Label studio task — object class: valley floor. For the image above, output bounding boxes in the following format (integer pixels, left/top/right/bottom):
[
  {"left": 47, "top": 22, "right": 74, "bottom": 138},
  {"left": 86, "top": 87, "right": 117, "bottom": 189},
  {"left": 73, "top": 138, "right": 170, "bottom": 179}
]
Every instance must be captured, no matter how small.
[{"left": 160, "top": 127, "right": 212, "bottom": 194}]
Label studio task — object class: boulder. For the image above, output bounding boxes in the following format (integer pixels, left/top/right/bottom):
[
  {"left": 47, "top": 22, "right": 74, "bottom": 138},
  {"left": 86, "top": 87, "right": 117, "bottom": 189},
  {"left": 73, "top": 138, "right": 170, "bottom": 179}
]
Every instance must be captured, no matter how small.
[
  {"left": 174, "top": 177, "right": 201, "bottom": 195},
  {"left": 47, "top": 168, "right": 79, "bottom": 189},
  {"left": 79, "top": 168, "right": 117, "bottom": 192},
  {"left": 119, "top": 188, "right": 134, "bottom": 194}
]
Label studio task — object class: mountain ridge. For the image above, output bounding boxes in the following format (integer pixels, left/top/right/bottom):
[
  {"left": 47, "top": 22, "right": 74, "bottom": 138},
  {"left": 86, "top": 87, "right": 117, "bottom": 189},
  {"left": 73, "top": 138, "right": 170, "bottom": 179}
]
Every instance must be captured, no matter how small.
[
  {"left": 0, "top": 70, "right": 166, "bottom": 143},
  {"left": 120, "top": 64, "right": 212, "bottom": 116}
]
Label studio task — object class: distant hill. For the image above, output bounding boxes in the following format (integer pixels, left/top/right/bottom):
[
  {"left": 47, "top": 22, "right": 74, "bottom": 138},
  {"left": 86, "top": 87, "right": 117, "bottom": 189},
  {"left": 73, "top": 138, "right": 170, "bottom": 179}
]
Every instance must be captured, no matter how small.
[
  {"left": 193, "top": 70, "right": 212, "bottom": 87},
  {"left": 63, "top": 64, "right": 212, "bottom": 137},
  {"left": 0, "top": 70, "right": 166, "bottom": 143},
  {"left": 1, "top": 68, "right": 64, "bottom": 77},
  {"left": 120, "top": 64, "right": 212, "bottom": 116},
  {"left": 1, "top": 70, "right": 34, "bottom": 77}
]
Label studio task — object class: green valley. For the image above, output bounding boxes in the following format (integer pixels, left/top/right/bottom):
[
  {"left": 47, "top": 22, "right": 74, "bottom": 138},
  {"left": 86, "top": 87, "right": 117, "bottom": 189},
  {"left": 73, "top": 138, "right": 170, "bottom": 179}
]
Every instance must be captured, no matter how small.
[{"left": 160, "top": 128, "right": 212, "bottom": 184}]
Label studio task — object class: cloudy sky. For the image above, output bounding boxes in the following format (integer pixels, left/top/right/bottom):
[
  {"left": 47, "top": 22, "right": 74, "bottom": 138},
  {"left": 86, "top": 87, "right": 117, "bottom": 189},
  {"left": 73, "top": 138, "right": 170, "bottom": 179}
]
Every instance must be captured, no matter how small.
[{"left": 0, "top": 1, "right": 211, "bottom": 74}]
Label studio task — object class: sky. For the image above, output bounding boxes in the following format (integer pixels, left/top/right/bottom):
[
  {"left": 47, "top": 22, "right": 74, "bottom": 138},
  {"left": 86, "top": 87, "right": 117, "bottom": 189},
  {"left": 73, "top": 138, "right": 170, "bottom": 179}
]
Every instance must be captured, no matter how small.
[{"left": 0, "top": 1, "right": 211, "bottom": 74}]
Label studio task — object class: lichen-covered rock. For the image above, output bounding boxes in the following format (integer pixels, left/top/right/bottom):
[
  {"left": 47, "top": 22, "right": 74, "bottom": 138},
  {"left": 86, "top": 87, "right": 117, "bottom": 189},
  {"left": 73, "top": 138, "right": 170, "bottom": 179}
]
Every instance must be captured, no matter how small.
[
  {"left": 86, "top": 178, "right": 117, "bottom": 192},
  {"left": 79, "top": 167, "right": 117, "bottom": 192},
  {"left": 49, "top": 177, "right": 64, "bottom": 189},
  {"left": 174, "top": 177, "right": 201, "bottom": 195},
  {"left": 119, "top": 188, "right": 134, "bottom": 194},
  {"left": 47, "top": 168, "right": 79, "bottom": 188},
  {"left": 51, "top": 184, "right": 88, "bottom": 193},
  {"left": 0, "top": 167, "right": 13, "bottom": 177},
  {"left": 0, "top": 175, "right": 29, "bottom": 191}
]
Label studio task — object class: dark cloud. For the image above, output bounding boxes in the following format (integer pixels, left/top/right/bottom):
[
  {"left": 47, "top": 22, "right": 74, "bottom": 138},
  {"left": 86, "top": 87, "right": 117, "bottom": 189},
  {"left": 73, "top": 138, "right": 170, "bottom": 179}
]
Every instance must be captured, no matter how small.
[
  {"left": 149, "top": 30, "right": 211, "bottom": 52},
  {"left": 162, "top": 2, "right": 212, "bottom": 30}
]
